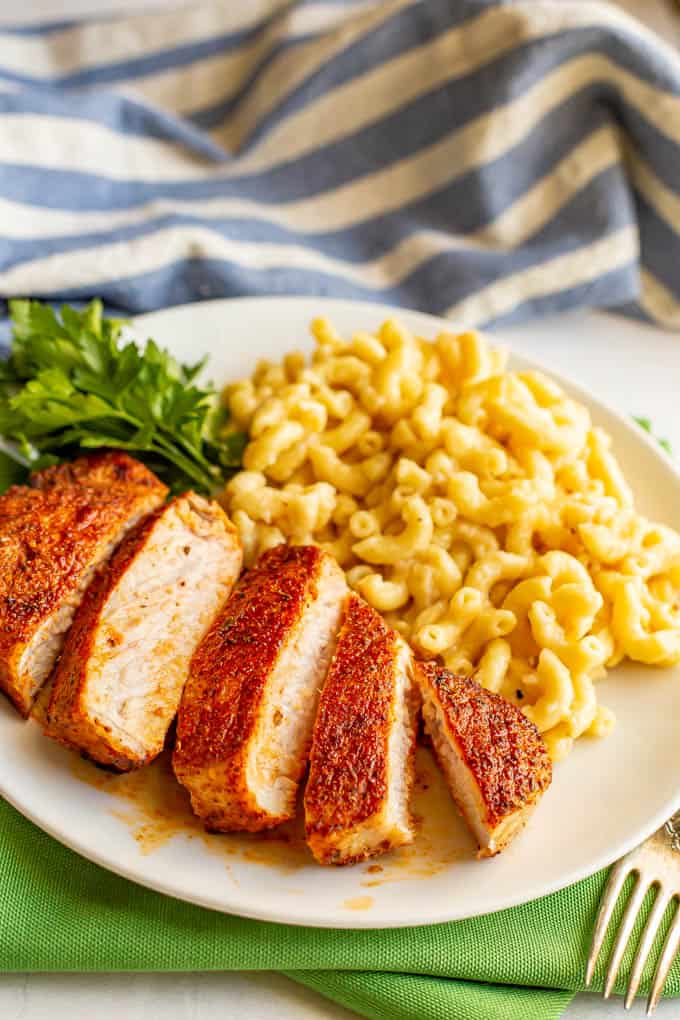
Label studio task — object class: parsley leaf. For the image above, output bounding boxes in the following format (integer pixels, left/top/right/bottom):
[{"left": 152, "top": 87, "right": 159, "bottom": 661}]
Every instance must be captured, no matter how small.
[
  {"left": 0, "top": 300, "right": 245, "bottom": 494},
  {"left": 633, "top": 416, "right": 673, "bottom": 457}
]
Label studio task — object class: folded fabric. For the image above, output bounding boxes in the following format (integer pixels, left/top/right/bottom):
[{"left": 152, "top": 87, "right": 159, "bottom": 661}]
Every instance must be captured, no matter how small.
[
  {"left": 1, "top": 0, "right": 680, "bottom": 331},
  {"left": 2, "top": 795, "right": 680, "bottom": 1020}
]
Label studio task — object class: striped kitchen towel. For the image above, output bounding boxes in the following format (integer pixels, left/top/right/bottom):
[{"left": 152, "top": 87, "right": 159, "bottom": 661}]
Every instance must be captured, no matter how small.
[{"left": 1, "top": 0, "right": 680, "bottom": 332}]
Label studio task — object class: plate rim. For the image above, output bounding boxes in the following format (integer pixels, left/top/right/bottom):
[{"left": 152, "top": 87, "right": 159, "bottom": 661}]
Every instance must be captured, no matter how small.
[{"left": 2, "top": 295, "right": 680, "bottom": 929}]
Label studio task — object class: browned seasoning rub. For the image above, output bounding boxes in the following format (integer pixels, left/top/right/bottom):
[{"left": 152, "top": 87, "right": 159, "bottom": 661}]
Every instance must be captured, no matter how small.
[
  {"left": 0, "top": 452, "right": 167, "bottom": 716},
  {"left": 304, "top": 593, "right": 420, "bottom": 866},
  {"left": 415, "top": 662, "right": 552, "bottom": 857}
]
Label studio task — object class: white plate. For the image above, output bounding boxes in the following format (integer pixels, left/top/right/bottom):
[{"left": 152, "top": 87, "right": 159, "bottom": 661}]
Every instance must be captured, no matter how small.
[{"left": 2, "top": 297, "right": 680, "bottom": 930}]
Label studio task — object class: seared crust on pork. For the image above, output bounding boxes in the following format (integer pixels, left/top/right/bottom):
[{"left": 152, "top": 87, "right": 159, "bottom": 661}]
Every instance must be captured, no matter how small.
[
  {"left": 0, "top": 452, "right": 167, "bottom": 715},
  {"left": 416, "top": 663, "right": 552, "bottom": 857},
  {"left": 45, "top": 494, "right": 242, "bottom": 770},
  {"left": 173, "top": 544, "right": 347, "bottom": 832},
  {"left": 305, "top": 594, "right": 420, "bottom": 865}
]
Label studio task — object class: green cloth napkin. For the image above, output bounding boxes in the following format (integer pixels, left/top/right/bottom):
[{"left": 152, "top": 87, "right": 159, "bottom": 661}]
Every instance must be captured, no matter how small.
[{"left": 3, "top": 797, "right": 679, "bottom": 1019}]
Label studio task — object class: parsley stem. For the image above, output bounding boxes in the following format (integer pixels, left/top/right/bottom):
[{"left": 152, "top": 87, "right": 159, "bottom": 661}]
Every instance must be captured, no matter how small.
[{"left": 0, "top": 437, "right": 31, "bottom": 467}]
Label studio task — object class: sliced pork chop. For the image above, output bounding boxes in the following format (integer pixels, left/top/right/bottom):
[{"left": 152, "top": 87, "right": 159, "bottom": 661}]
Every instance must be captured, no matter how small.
[
  {"left": 173, "top": 543, "right": 347, "bottom": 832},
  {"left": 44, "top": 493, "right": 242, "bottom": 771},
  {"left": 416, "top": 663, "right": 552, "bottom": 857},
  {"left": 304, "top": 594, "right": 420, "bottom": 866},
  {"left": 0, "top": 452, "right": 167, "bottom": 716}
]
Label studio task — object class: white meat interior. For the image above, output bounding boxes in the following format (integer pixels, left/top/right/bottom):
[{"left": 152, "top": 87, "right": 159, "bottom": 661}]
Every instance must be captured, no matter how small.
[
  {"left": 382, "top": 640, "right": 417, "bottom": 839},
  {"left": 83, "top": 497, "right": 238, "bottom": 757},
  {"left": 421, "top": 687, "right": 494, "bottom": 853},
  {"left": 336, "top": 638, "right": 416, "bottom": 859},
  {"left": 248, "top": 563, "right": 347, "bottom": 818},
  {"left": 19, "top": 506, "right": 152, "bottom": 704}
]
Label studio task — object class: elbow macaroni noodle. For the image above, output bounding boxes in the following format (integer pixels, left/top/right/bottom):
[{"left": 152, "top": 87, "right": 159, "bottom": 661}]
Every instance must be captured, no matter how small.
[{"left": 222, "top": 318, "right": 680, "bottom": 761}]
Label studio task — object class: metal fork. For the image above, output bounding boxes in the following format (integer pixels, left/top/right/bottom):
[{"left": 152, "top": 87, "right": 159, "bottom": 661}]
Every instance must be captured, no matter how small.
[{"left": 586, "top": 812, "right": 680, "bottom": 1014}]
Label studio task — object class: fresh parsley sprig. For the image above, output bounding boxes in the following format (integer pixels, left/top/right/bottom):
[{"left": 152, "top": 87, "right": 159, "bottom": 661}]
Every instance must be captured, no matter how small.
[{"left": 0, "top": 299, "right": 246, "bottom": 494}]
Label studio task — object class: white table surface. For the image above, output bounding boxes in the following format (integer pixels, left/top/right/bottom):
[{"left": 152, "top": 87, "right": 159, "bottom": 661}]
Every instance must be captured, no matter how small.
[{"left": 2, "top": 1, "right": 680, "bottom": 1018}]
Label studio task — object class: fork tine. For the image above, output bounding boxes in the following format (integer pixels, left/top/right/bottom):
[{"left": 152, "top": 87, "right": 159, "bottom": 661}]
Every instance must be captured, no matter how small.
[
  {"left": 586, "top": 859, "right": 635, "bottom": 986},
  {"left": 646, "top": 901, "right": 680, "bottom": 1016},
  {"left": 625, "top": 887, "right": 669, "bottom": 1009},
  {"left": 604, "top": 873, "right": 650, "bottom": 998}
]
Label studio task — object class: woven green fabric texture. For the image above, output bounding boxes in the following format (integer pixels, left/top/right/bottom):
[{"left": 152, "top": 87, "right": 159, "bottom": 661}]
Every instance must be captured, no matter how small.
[
  {"left": 2, "top": 798, "right": 679, "bottom": 1019},
  {"left": 293, "top": 971, "right": 572, "bottom": 1020}
]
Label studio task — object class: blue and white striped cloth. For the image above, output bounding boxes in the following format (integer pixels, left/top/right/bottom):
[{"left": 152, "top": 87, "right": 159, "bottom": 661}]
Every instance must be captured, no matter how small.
[{"left": 1, "top": 0, "right": 680, "bottom": 333}]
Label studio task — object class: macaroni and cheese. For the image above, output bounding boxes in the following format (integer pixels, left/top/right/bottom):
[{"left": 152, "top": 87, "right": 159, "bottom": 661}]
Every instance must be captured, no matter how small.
[{"left": 221, "top": 319, "right": 680, "bottom": 761}]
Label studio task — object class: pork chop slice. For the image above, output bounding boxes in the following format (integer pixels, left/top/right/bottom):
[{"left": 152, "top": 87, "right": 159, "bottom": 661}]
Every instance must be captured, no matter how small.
[
  {"left": 0, "top": 452, "right": 167, "bottom": 715},
  {"left": 45, "top": 493, "right": 242, "bottom": 771},
  {"left": 304, "top": 594, "right": 420, "bottom": 866},
  {"left": 173, "top": 543, "right": 347, "bottom": 832},
  {"left": 416, "top": 662, "right": 552, "bottom": 857}
]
